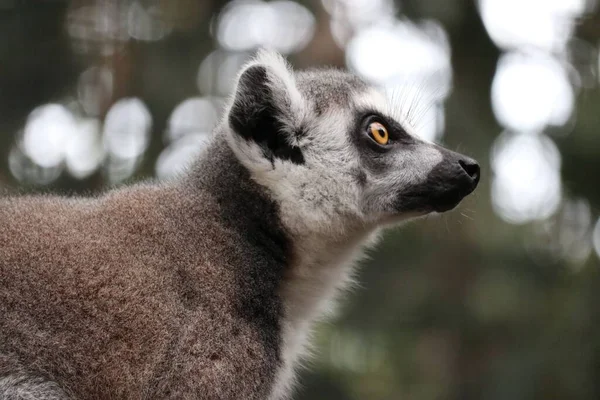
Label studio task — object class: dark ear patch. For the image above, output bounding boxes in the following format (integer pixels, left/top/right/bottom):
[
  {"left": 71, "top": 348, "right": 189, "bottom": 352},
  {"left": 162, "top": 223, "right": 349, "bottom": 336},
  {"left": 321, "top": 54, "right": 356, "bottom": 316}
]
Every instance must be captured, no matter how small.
[{"left": 229, "top": 65, "right": 304, "bottom": 165}]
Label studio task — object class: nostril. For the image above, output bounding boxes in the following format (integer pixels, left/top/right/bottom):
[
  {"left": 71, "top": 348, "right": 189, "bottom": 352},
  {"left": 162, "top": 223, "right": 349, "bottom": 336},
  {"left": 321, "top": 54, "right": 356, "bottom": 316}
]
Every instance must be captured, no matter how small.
[{"left": 458, "top": 159, "right": 480, "bottom": 182}]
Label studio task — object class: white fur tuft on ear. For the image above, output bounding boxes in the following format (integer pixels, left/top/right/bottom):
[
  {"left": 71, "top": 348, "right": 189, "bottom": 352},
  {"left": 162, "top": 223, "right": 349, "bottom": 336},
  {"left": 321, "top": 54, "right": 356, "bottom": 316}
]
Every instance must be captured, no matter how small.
[
  {"left": 229, "top": 49, "right": 308, "bottom": 134},
  {"left": 223, "top": 49, "right": 309, "bottom": 174},
  {"left": 248, "top": 49, "right": 305, "bottom": 120}
]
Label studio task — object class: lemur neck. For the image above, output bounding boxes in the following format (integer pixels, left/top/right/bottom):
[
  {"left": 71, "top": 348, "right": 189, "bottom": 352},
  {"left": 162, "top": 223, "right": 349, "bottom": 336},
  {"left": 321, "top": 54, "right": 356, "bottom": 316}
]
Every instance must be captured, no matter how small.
[
  {"left": 283, "top": 229, "right": 376, "bottom": 323},
  {"left": 185, "top": 138, "right": 293, "bottom": 264},
  {"left": 184, "top": 137, "right": 375, "bottom": 345},
  {"left": 181, "top": 139, "right": 293, "bottom": 346}
]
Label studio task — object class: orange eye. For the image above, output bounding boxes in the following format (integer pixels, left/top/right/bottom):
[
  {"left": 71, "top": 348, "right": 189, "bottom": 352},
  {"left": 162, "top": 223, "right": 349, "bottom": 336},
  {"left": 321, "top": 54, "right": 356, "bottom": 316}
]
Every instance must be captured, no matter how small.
[{"left": 368, "top": 122, "right": 389, "bottom": 145}]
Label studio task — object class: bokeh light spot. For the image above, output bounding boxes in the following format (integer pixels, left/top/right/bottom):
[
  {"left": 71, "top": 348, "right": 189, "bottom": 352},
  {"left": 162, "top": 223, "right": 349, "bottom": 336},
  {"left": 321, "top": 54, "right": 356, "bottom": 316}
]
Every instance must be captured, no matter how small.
[
  {"left": 65, "top": 119, "right": 104, "bottom": 179},
  {"left": 127, "top": 2, "right": 171, "bottom": 41},
  {"left": 23, "top": 104, "right": 78, "bottom": 169},
  {"left": 346, "top": 20, "right": 450, "bottom": 87},
  {"left": 323, "top": 0, "right": 396, "bottom": 47},
  {"left": 156, "top": 134, "right": 211, "bottom": 180},
  {"left": 492, "top": 53, "right": 574, "bottom": 132},
  {"left": 103, "top": 98, "right": 152, "bottom": 159},
  {"left": 197, "top": 50, "right": 252, "bottom": 96},
  {"left": 167, "top": 97, "right": 218, "bottom": 142},
  {"left": 217, "top": 0, "right": 315, "bottom": 54},
  {"left": 104, "top": 155, "right": 141, "bottom": 184},
  {"left": 9, "top": 140, "right": 63, "bottom": 185},
  {"left": 479, "top": 0, "right": 588, "bottom": 52},
  {"left": 491, "top": 132, "right": 562, "bottom": 224}
]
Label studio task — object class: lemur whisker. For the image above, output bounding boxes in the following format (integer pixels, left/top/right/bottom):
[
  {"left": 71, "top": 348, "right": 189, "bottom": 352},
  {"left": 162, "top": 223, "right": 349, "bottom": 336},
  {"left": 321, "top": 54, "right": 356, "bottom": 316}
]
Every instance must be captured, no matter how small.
[{"left": 460, "top": 212, "right": 474, "bottom": 220}]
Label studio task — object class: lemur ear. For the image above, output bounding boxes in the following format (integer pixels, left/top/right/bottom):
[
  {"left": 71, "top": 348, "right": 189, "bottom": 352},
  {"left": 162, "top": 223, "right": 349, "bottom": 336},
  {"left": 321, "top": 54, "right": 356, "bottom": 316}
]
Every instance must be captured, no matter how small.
[{"left": 228, "top": 51, "right": 305, "bottom": 165}]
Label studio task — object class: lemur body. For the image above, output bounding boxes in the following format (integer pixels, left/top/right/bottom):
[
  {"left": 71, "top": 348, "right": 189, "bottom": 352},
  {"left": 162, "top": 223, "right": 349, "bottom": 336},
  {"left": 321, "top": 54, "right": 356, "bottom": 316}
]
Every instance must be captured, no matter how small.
[{"left": 0, "top": 51, "right": 479, "bottom": 399}]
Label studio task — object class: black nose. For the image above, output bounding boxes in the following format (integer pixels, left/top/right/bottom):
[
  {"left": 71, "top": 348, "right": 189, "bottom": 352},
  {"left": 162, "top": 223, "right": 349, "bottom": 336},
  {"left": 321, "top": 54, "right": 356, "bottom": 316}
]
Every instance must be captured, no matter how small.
[{"left": 458, "top": 157, "right": 480, "bottom": 186}]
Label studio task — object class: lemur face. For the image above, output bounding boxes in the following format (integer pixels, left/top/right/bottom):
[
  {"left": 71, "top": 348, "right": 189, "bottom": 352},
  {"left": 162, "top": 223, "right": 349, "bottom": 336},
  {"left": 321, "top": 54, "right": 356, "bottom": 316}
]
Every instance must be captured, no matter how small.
[{"left": 225, "top": 51, "right": 479, "bottom": 234}]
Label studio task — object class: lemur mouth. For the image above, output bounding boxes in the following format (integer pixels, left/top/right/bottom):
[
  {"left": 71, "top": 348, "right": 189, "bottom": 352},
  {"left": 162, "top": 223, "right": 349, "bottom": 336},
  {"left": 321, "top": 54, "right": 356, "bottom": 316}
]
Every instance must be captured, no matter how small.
[{"left": 432, "top": 190, "right": 471, "bottom": 212}]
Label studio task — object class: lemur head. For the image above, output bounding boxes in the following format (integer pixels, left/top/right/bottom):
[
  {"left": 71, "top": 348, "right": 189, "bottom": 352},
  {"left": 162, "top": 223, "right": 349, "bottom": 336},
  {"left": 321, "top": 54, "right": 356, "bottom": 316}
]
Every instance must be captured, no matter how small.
[{"left": 223, "top": 50, "right": 479, "bottom": 237}]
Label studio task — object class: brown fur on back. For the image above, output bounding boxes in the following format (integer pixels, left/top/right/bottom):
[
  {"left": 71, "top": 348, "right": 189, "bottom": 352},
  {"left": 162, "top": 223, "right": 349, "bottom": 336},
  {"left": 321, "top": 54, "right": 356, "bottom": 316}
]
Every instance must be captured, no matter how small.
[{"left": 0, "top": 140, "right": 289, "bottom": 399}]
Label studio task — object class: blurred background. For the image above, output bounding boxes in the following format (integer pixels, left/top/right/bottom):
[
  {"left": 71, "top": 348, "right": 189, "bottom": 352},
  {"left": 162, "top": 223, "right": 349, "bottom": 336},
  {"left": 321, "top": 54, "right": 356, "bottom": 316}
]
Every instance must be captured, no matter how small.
[{"left": 1, "top": 0, "right": 600, "bottom": 399}]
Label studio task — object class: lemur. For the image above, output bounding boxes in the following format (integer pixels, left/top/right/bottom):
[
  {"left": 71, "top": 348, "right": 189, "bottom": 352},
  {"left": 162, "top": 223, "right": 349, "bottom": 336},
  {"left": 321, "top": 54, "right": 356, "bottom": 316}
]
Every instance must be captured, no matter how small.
[{"left": 0, "top": 50, "right": 479, "bottom": 400}]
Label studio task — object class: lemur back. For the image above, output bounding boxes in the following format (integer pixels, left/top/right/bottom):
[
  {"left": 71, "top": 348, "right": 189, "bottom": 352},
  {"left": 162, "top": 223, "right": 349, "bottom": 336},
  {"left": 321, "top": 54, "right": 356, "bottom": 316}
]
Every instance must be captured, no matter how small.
[{"left": 0, "top": 51, "right": 479, "bottom": 399}]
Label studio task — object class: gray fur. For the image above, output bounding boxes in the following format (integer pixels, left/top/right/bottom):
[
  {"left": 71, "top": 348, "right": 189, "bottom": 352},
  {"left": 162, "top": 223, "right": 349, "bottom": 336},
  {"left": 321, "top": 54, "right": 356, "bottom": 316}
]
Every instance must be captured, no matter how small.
[
  {"left": 0, "top": 356, "right": 70, "bottom": 400},
  {"left": 0, "top": 50, "right": 479, "bottom": 399},
  {"left": 295, "top": 69, "right": 368, "bottom": 115},
  {"left": 0, "top": 375, "right": 68, "bottom": 400}
]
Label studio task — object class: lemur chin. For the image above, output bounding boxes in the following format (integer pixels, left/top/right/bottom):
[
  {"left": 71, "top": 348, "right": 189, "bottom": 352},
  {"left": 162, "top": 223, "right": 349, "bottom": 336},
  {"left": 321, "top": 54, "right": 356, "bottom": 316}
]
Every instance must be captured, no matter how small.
[{"left": 0, "top": 50, "right": 479, "bottom": 400}]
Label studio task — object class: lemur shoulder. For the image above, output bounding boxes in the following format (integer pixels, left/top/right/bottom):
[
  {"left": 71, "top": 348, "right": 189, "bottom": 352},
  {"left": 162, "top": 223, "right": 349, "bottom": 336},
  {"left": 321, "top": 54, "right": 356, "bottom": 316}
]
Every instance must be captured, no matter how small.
[{"left": 0, "top": 50, "right": 479, "bottom": 400}]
